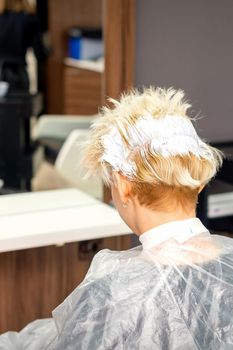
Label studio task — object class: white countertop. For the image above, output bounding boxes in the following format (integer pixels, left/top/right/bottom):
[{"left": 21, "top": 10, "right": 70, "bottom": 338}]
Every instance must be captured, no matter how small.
[{"left": 0, "top": 189, "right": 131, "bottom": 253}]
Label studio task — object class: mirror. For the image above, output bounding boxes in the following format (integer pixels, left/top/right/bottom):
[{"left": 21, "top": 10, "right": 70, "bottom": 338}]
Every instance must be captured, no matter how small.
[{"left": 0, "top": 0, "right": 104, "bottom": 200}]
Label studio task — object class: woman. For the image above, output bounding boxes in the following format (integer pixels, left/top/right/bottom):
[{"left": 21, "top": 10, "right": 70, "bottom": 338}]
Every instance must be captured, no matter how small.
[
  {"left": 0, "top": 0, "right": 45, "bottom": 93},
  {"left": 1, "top": 87, "right": 233, "bottom": 349}
]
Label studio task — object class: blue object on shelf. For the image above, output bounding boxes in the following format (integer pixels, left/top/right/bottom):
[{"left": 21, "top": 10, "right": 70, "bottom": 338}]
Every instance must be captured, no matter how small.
[
  {"left": 68, "top": 27, "right": 103, "bottom": 60},
  {"left": 68, "top": 36, "right": 81, "bottom": 59}
]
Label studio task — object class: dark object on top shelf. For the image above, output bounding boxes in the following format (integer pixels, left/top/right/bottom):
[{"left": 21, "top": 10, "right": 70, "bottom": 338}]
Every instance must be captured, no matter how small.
[{"left": 69, "top": 27, "right": 102, "bottom": 40}]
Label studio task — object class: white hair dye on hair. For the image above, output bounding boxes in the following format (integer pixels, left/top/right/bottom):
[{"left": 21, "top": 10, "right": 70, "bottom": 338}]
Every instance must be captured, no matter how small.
[{"left": 101, "top": 114, "right": 215, "bottom": 178}]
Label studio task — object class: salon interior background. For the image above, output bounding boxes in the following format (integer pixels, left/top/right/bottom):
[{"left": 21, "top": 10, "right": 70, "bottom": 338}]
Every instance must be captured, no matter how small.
[{"left": 0, "top": 0, "right": 233, "bottom": 334}]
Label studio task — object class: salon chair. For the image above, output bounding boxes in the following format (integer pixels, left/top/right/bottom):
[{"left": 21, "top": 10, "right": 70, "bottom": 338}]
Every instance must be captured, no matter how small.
[
  {"left": 33, "top": 114, "right": 98, "bottom": 163},
  {"left": 32, "top": 128, "right": 102, "bottom": 199}
]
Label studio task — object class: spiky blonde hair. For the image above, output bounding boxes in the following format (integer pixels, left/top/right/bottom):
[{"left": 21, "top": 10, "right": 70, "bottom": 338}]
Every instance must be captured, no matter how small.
[{"left": 83, "top": 87, "right": 222, "bottom": 208}]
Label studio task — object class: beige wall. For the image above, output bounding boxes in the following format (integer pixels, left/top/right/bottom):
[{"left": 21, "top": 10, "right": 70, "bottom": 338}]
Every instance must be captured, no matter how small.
[{"left": 135, "top": 0, "right": 233, "bottom": 143}]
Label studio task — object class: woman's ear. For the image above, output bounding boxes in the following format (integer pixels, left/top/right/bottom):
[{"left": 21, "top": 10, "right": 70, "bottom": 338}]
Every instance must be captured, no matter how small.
[{"left": 112, "top": 172, "right": 132, "bottom": 203}]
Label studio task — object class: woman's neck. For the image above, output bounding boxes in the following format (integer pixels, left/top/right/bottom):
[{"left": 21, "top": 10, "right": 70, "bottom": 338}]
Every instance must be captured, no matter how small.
[{"left": 133, "top": 204, "right": 196, "bottom": 236}]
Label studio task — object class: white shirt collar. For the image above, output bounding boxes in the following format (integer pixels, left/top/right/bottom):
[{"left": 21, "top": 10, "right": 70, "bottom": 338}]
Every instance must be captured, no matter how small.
[{"left": 139, "top": 218, "right": 209, "bottom": 250}]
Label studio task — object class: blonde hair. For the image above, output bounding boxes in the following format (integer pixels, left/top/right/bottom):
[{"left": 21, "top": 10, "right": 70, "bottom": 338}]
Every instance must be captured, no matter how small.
[
  {"left": 0, "top": 0, "right": 35, "bottom": 13},
  {"left": 84, "top": 87, "right": 223, "bottom": 209}
]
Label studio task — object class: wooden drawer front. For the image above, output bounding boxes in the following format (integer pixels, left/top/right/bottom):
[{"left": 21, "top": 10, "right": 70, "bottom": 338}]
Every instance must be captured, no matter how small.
[
  {"left": 63, "top": 67, "right": 102, "bottom": 115},
  {"left": 0, "top": 235, "right": 131, "bottom": 333}
]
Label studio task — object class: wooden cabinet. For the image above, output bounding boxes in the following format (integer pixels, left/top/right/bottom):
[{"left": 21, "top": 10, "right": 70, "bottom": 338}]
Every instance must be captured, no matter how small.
[
  {"left": 63, "top": 66, "right": 102, "bottom": 115},
  {"left": 46, "top": 0, "right": 102, "bottom": 114},
  {"left": 0, "top": 235, "right": 131, "bottom": 333}
]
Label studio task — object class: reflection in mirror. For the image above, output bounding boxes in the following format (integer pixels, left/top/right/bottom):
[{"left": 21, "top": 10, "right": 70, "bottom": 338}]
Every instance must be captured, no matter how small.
[
  {"left": 31, "top": 0, "right": 104, "bottom": 201},
  {"left": 0, "top": 0, "right": 104, "bottom": 200},
  {"left": 0, "top": 0, "right": 45, "bottom": 194}
]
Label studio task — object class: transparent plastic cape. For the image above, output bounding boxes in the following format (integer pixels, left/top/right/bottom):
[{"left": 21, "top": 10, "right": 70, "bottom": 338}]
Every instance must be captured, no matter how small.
[{"left": 1, "top": 232, "right": 233, "bottom": 349}]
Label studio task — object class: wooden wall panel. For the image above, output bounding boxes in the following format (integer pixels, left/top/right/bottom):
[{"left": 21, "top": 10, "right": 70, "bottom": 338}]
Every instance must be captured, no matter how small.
[
  {"left": 103, "top": 0, "right": 135, "bottom": 202},
  {"left": 63, "top": 66, "right": 102, "bottom": 115},
  {"left": 0, "top": 235, "right": 131, "bottom": 333},
  {"left": 103, "top": 0, "right": 135, "bottom": 100},
  {"left": 0, "top": 245, "right": 65, "bottom": 332}
]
